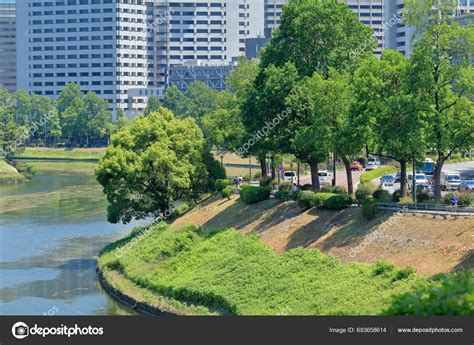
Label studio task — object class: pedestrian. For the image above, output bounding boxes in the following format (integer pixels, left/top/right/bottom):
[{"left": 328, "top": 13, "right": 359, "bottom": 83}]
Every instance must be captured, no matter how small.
[
  {"left": 291, "top": 183, "right": 299, "bottom": 194},
  {"left": 233, "top": 176, "right": 239, "bottom": 188},
  {"left": 272, "top": 183, "right": 278, "bottom": 194},
  {"left": 451, "top": 194, "right": 457, "bottom": 209}
]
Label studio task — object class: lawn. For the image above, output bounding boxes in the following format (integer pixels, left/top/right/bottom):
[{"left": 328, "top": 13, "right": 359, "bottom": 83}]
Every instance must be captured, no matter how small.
[
  {"left": 99, "top": 223, "right": 432, "bottom": 316},
  {"left": 0, "top": 160, "right": 24, "bottom": 183},
  {"left": 15, "top": 147, "right": 106, "bottom": 160}
]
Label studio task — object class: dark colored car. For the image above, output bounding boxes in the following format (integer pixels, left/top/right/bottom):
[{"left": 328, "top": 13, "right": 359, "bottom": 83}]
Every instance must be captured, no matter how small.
[
  {"left": 394, "top": 172, "right": 401, "bottom": 183},
  {"left": 458, "top": 180, "right": 474, "bottom": 191}
]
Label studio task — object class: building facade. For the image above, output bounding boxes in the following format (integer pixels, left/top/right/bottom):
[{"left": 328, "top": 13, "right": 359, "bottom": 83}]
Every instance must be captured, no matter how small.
[{"left": 0, "top": 0, "right": 16, "bottom": 92}]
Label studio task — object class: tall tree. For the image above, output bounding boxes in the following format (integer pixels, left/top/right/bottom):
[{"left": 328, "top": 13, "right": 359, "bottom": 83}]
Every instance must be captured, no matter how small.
[
  {"left": 404, "top": 0, "right": 474, "bottom": 199},
  {"left": 96, "top": 108, "right": 208, "bottom": 224},
  {"left": 352, "top": 51, "right": 427, "bottom": 197},
  {"left": 144, "top": 96, "right": 161, "bottom": 116}
]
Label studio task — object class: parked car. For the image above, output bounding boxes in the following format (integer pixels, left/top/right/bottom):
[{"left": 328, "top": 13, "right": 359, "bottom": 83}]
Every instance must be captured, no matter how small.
[
  {"left": 380, "top": 175, "right": 395, "bottom": 184},
  {"left": 283, "top": 171, "right": 297, "bottom": 183},
  {"left": 458, "top": 180, "right": 474, "bottom": 192},
  {"left": 318, "top": 170, "right": 331, "bottom": 184},
  {"left": 365, "top": 157, "right": 381, "bottom": 171},
  {"left": 407, "top": 173, "right": 430, "bottom": 189},
  {"left": 417, "top": 184, "right": 435, "bottom": 198},
  {"left": 350, "top": 161, "right": 364, "bottom": 171},
  {"left": 440, "top": 171, "right": 462, "bottom": 191}
]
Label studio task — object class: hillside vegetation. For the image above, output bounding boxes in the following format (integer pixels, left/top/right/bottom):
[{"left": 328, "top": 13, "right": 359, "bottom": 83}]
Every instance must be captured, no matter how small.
[
  {"left": 99, "top": 224, "right": 432, "bottom": 316},
  {"left": 0, "top": 160, "right": 24, "bottom": 183}
]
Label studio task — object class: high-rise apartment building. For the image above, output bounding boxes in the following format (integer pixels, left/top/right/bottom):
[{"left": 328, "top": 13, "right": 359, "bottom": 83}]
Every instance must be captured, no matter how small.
[{"left": 0, "top": 0, "right": 16, "bottom": 92}]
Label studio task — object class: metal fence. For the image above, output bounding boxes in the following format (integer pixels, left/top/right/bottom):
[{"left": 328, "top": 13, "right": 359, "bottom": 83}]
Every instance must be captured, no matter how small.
[{"left": 377, "top": 202, "right": 474, "bottom": 216}]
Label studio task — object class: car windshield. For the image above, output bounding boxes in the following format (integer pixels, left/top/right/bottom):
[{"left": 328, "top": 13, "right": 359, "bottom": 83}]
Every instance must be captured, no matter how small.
[
  {"left": 465, "top": 181, "right": 474, "bottom": 185},
  {"left": 448, "top": 175, "right": 461, "bottom": 182},
  {"left": 284, "top": 172, "right": 295, "bottom": 177},
  {"left": 416, "top": 176, "right": 426, "bottom": 180}
]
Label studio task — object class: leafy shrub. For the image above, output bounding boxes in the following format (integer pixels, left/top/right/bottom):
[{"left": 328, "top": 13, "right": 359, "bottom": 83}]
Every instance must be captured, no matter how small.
[
  {"left": 221, "top": 186, "right": 235, "bottom": 199},
  {"left": 301, "top": 184, "right": 313, "bottom": 191},
  {"left": 399, "top": 197, "right": 413, "bottom": 204},
  {"left": 386, "top": 270, "right": 474, "bottom": 316},
  {"left": 360, "top": 166, "right": 397, "bottom": 184},
  {"left": 215, "top": 179, "right": 230, "bottom": 192},
  {"left": 278, "top": 181, "right": 292, "bottom": 193},
  {"left": 362, "top": 199, "right": 378, "bottom": 220},
  {"left": 275, "top": 190, "right": 290, "bottom": 200},
  {"left": 313, "top": 193, "right": 336, "bottom": 207},
  {"left": 391, "top": 267, "right": 415, "bottom": 282},
  {"left": 373, "top": 261, "right": 396, "bottom": 277},
  {"left": 331, "top": 185, "right": 347, "bottom": 195},
  {"left": 355, "top": 182, "right": 378, "bottom": 201},
  {"left": 297, "top": 190, "right": 316, "bottom": 208},
  {"left": 321, "top": 183, "right": 333, "bottom": 193},
  {"left": 444, "top": 192, "right": 473, "bottom": 207},
  {"left": 254, "top": 171, "right": 262, "bottom": 179},
  {"left": 259, "top": 176, "right": 273, "bottom": 188},
  {"left": 240, "top": 185, "right": 271, "bottom": 204},
  {"left": 322, "top": 194, "right": 353, "bottom": 210},
  {"left": 242, "top": 175, "right": 251, "bottom": 182},
  {"left": 416, "top": 192, "right": 431, "bottom": 203},
  {"left": 392, "top": 190, "right": 402, "bottom": 202},
  {"left": 373, "top": 189, "right": 392, "bottom": 202}
]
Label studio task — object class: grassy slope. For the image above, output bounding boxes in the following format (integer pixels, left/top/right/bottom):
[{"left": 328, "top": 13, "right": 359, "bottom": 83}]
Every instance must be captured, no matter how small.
[
  {"left": 99, "top": 224, "right": 431, "bottom": 316},
  {"left": 0, "top": 160, "right": 24, "bottom": 183},
  {"left": 15, "top": 147, "right": 106, "bottom": 160},
  {"left": 171, "top": 196, "right": 474, "bottom": 275}
]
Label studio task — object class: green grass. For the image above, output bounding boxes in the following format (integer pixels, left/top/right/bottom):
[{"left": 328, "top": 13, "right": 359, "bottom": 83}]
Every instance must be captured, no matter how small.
[
  {"left": 15, "top": 147, "right": 106, "bottom": 160},
  {"left": 99, "top": 223, "right": 433, "bottom": 315},
  {"left": 360, "top": 166, "right": 397, "bottom": 184},
  {"left": 0, "top": 160, "right": 25, "bottom": 183}
]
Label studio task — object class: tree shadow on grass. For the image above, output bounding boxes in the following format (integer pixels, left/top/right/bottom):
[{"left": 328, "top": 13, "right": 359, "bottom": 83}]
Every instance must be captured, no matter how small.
[
  {"left": 201, "top": 198, "right": 281, "bottom": 231},
  {"left": 285, "top": 208, "right": 393, "bottom": 252},
  {"left": 453, "top": 249, "right": 474, "bottom": 272}
]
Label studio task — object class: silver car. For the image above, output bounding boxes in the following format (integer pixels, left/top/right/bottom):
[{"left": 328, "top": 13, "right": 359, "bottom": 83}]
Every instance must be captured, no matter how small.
[{"left": 458, "top": 180, "right": 474, "bottom": 192}]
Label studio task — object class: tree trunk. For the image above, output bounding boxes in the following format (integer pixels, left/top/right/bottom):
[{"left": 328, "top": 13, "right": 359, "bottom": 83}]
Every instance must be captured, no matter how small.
[
  {"left": 433, "top": 156, "right": 445, "bottom": 200},
  {"left": 271, "top": 156, "right": 276, "bottom": 180},
  {"left": 342, "top": 156, "right": 353, "bottom": 195},
  {"left": 400, "top": 160, "right": 407, "bottom": 197},
  {"left": 259, "top": 155, "right": 267, "bottom": 176},
  {"left": 332, "top": 153, "right": 337, "bottom": 187},
  {"left": 309, "top": 161, "right": 320, "bottom": 192}
]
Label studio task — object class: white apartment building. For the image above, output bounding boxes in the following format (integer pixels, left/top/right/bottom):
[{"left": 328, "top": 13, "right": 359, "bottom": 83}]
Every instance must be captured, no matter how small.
[
  {"left": 16, "top": 0, "right": 152, "bottom": 113},
  {"left": 0, "top": 0, "right": 16, "bottom": 92}
]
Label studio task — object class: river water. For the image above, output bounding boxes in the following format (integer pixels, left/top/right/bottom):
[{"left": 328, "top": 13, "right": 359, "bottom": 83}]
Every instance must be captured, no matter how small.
[{"left": 0, "top": 161, "right": 143, "bottom": 315}]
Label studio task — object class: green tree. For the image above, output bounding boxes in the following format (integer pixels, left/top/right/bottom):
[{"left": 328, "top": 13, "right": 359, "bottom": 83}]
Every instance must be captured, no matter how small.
[
  {"left": 227, "top": 57, "right": 259, "bottom": 99},
  {"left": 144, "top": 96, "right": 161, "bottom": 116},
  {"left": 57, "top": 83, "right": 82, "bottom": 117},
  {"left": 352, "top": 51, "right": 427, "bottom": 197},
  {"left": 162, "top": 85, "right": 186, "bottom": 115},
  {"left": 96, "top": 108, "right": 209, "bottom": 224},
  {"left": 404, "top": 0, "right": 474, "bottom": 199}
]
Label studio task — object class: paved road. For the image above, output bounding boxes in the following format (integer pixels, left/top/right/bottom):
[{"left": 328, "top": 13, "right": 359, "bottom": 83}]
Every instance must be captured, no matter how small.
[{"left": 297, "top": 161, "right": 474, "bottom": 190}]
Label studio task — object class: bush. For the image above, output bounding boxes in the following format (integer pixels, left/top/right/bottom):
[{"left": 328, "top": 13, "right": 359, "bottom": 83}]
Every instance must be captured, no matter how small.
[
  {"left": 278, "top": 181, "right": 292, "bottom": 193},
  {"left": 259, "top": 175, "right": 273, "bottom": 188},
  {"left": 392, "top": 190, "right": 402, "bottom": 202},
  {"left": 254, "top": 171, "right": 262, "bottom": 179},
  {"left": 173, "top": 203, "right": 190, "bottom": 217},
  {"left": 362, "top": 199, "right": 378, "bottom": 220},
  {"left": 240, "top": 185, "right": 271, "bottom": 204},
  {"left": 331, "top": 185, "right": 347, "bottom": 195},
  {"left": 221, "top": 186, "right": 235, "bottom": 199},
  {"left": 297, "top": 190, "right": 316, "bottom": 209},
  {"left": 301, "top": 184, "right": 313, "bottom": 191},
  {"left": 215, "top": 179, "right": 230, "bottom": 192},
  {"left": 313, "top": 193, "right": 336, "bottom": 207},
  {"left": 399, "top": 197, "right": 413, "bottom": 204},
  {"left": 373, "top": 189, "right": 392, "bottom": 202},
  {"left": 360, "top": 166, "right": 397, "bottom": 184},
  {"left": 322, "top": 194, "right": 353, "bottom": 210},
  {"left": 416, "top": 192, "right": 431, "bottom": 203},
  {"left": 386, "top": 270, "right": 474, "bottom": 316},
  {"left": 321, "top": 183, "right": 333, "bottom": 193},
  {"left": 444, "top": 192, "right": 473, "bottom": 207},
  {"left": 242, "top": 175, "right": 251, "bottom": 182},
  {"left": 275, "top": 190, "right": 290, "bottom": 200},
  {"left": 355, "top": 182, "right": 378, "bottom": 201}
]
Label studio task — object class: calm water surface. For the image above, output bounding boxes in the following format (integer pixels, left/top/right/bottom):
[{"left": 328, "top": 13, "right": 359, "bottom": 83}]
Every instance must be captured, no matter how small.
[{"left": 0, "top": 162, "right": 144, "bottom": 315}]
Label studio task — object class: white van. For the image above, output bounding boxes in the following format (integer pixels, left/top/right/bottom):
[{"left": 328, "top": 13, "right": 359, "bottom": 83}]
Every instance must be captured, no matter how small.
[
  {"left": 366, "top": 157, "right": 381, "bottom": 171},
  {"left": 318, "top": 170, "right": 331, "bottom": 184},
  {"left": 283, "top": 171, "right": 297, "bottom": 183},
  {"left": 440, "top": 171, "right": 462, "bottom": 191},
  {"left": 407, "top": 173, "right": 430, "bottom": 189}
]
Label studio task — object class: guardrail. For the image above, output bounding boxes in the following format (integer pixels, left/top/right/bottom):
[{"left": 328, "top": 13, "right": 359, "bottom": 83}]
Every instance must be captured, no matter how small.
[{"left": 377, "top": 202, "right": 474, "bottom": 216}]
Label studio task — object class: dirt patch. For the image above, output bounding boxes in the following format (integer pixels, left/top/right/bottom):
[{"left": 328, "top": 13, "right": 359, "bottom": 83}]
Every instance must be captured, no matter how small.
[{"left": 170, "top": 196, "right": 474, "bottom": 275}]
